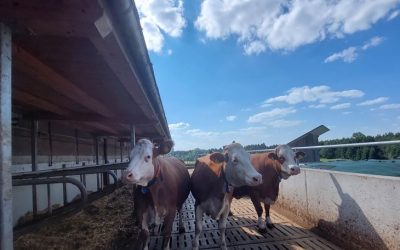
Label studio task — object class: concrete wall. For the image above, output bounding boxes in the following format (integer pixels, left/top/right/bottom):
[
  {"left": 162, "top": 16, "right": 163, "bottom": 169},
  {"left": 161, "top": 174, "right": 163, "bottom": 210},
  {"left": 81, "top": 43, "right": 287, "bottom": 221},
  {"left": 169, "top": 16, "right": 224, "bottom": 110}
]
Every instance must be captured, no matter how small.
[{"left": 275, "top": 168, "right": 400, "bottom": 250}]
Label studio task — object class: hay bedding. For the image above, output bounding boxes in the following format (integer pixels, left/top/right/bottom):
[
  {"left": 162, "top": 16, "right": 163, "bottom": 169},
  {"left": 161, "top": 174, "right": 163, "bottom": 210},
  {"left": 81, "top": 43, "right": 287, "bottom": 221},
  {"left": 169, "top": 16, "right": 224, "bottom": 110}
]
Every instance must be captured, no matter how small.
[{"left": 15, "top": 186, "right": 139, "bottom": 250}]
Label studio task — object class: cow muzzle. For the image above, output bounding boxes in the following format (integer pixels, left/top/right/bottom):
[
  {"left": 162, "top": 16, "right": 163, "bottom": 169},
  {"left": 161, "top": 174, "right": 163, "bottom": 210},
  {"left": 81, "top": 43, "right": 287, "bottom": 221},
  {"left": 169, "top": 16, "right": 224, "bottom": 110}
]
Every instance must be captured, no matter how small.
[
  {"left": 248, "top": 173, "right": 263, "bottom": 186},
  {"left": 289, "top": 166, "right": 301, "bottom": 175}
]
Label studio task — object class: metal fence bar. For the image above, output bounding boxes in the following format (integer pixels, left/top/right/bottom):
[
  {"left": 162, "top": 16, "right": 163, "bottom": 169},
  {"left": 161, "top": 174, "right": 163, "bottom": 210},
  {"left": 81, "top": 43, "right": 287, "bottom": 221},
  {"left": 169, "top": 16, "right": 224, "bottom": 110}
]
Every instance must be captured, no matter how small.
[
  {"left": 12, "top": 162, "right": 128, "bottom": 179},
  {"left": 0, "top": 22, "right": 13, "bottom": 250},
  {"left": 247, "top": 140, "right": 400, "bottom": 153},
  {"left": 13, "top": 177, "right": 88, "bottom": 209}
]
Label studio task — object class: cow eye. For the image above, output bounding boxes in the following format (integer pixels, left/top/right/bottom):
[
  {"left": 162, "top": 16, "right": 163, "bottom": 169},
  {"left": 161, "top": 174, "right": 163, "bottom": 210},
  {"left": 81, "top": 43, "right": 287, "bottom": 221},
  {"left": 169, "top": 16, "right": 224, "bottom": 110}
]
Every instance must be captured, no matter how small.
[
  {"left": 145, "top": 155, "right": 151, "bottom": 162},
  {"left": 233, "top": 158, "right": 239, "bottom": 163},
  {"left": 279, "top": 156, "right": 285, "bottom": 163}
]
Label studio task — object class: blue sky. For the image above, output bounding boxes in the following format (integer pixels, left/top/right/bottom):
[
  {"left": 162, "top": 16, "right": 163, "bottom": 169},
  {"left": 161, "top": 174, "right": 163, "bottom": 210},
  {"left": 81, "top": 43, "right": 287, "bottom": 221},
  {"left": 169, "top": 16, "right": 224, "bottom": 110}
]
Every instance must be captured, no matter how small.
[{"left": 135, "top": 0, "right": 400, "bottom": 150}]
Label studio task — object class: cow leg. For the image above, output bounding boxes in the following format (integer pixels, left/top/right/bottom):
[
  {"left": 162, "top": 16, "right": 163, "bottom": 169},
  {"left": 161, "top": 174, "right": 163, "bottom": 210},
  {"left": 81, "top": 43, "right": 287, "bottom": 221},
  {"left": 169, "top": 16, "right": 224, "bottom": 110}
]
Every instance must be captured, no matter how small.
[
  {"left": 193, "top": 205, "right": 203, "bottom": 250},
  {"left": 218, "top": 208, "right": 229, "bottom": 250},
  {"left": 250, "top": 194, "right": 266, "bottom": 233},
  {"left": 137, "top": 212, "right": 151, "bottom": 250},
  {"left": 178, "top": 208, "right": 185, "bottom": 234},
  {"left": 264, "top": 203, "right": 275, "bottom": 229},
  {"left": 161, "top": 212, "right": 175, "bottom": 250}
]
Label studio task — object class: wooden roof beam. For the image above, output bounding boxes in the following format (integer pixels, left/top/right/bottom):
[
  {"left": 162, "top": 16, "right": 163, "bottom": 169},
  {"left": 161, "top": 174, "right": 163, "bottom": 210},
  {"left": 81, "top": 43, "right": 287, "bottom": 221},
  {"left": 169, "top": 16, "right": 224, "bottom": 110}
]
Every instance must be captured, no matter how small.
[{"left": 12, "top": 43, "right": 116, "bottom": 118}]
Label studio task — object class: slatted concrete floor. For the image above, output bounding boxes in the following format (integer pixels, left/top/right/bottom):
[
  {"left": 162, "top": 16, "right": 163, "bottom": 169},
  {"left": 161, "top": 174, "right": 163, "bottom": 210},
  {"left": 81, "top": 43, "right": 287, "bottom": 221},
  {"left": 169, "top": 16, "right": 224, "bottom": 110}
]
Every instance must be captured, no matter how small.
[{"left": 149, "top": 194, "right": 341, "bottom": 249}]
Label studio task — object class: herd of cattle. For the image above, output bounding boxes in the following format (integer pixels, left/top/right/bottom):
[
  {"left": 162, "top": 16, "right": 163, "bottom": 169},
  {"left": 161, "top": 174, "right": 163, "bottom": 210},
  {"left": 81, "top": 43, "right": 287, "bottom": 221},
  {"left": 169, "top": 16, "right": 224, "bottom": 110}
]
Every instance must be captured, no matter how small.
[{"left": 122, "top": 139, "right": 305, "bottom": 250}]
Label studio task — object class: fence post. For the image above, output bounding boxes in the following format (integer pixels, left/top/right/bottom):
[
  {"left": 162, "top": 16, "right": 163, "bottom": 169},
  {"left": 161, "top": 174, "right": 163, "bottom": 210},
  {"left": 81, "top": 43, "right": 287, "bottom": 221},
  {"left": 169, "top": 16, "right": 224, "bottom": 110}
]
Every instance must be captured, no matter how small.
[{"left": 0, "top": 23, "right": 13, "bottom": 250}]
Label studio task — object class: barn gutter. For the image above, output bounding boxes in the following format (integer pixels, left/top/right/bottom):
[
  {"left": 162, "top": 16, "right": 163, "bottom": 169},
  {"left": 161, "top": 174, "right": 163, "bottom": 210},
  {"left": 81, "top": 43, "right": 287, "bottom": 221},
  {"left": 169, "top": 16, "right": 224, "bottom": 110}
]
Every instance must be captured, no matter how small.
[{"left": 100, "top": 0, "right": 171, "bottom": 141}]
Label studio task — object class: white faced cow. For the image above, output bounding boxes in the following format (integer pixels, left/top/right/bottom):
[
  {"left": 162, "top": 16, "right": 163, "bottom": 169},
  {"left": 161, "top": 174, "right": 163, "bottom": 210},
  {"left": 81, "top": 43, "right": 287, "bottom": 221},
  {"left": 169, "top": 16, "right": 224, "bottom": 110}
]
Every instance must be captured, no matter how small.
[
  {"left": 122, "top": 139, "right": 190, "bottom": 250},
  {"left": 233, "top": 144, "right": 305, "bottom": 232},
  {"left": 190, "top": 142, "right": 263, "bottom": 250}
]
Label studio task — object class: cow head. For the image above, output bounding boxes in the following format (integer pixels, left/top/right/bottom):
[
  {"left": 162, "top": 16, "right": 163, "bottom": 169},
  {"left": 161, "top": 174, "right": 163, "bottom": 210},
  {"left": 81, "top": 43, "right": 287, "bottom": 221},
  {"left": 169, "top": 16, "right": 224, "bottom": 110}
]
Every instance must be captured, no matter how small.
[
  {"left": 223, "top": 142, "right": 262, "bottom": 187},
  {"left": 122, "top": 139, "right": 174, "bottom": 186},
  {"left": 268, "top": 145, "right": 305, "bottom": 179}
]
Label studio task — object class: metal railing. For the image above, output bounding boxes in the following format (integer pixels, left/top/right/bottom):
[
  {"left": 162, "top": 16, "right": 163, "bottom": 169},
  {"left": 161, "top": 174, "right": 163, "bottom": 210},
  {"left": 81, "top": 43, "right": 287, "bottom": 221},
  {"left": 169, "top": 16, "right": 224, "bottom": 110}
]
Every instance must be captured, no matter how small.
[
  {"left": 12, "top": 162, "right": 129, "bottom": 227},
  {"left": 247, "top": 140, "right": 400, "bottom": 153}
]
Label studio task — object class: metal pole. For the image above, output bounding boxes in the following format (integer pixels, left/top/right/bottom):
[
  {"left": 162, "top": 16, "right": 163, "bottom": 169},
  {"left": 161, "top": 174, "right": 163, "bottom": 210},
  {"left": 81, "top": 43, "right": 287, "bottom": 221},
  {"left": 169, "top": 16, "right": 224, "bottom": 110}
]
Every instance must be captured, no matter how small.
[
  {"left": 31, "top": 119, "right": 38, "bottom": 217},
  {"left": 0, "top": 23, "right": 13, "bottom": 250},
  {"left": 130, "top": 124, "right": 135, "bottom": 149},
  {"left": 94, "top": 136, "right": 100, "bottom": 190},
  {"left": 103, "top": 138, "right": 109, "bottom": 185},
  {"left": 48, "top": 121, "right": 53, "bottom": 166},
  {"left": 75, "top": 129, "right": 79, "bottom": 165}
]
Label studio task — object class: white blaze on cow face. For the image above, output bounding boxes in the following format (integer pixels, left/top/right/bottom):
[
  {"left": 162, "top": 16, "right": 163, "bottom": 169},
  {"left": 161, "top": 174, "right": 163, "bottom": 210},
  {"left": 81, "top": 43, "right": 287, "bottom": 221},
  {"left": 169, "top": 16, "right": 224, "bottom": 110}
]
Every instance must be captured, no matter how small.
[
  {"left": 123, "top": 139, "right": 155, "bottom": 186},
  {"left": 269, "top": 145, "right": 305, "bottom": 179},
  {"left": 224, "top": 143, "right": 262, "bottom": 187}
]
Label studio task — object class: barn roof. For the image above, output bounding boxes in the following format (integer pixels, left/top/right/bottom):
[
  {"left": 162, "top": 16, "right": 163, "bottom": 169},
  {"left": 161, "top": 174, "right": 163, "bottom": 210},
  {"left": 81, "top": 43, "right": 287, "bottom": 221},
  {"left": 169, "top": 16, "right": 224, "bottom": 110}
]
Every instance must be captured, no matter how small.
[{"left": 0, "top": 0, "right": 170, "bottom": 141}]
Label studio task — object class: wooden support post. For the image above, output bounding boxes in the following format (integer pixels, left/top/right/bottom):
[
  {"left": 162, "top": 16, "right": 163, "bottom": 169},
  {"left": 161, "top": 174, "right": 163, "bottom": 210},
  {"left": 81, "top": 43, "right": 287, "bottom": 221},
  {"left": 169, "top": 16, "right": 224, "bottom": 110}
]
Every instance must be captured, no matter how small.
[
  {"left": 103, "top": 138, "right": 109, "bottom": 185},
  {"left": 0, "top": 23, "right": 13, "bottom": 250},
  {"left": 31, "top": 119, "right": 38, "bottom": 217}
]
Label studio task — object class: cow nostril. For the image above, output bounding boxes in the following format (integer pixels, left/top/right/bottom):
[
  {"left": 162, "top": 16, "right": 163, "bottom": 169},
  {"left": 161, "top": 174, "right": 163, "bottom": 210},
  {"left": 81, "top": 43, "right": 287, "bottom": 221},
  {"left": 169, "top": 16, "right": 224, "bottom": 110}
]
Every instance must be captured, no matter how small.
[
  {"left": 253, "top": 176, "right": 260, "bottom": 183},
  {"left": 127, "top": 172, "right": 133, "bottom": 179},
  {"left": 290, "top": 168, "right": 295, "bottom": 171}
]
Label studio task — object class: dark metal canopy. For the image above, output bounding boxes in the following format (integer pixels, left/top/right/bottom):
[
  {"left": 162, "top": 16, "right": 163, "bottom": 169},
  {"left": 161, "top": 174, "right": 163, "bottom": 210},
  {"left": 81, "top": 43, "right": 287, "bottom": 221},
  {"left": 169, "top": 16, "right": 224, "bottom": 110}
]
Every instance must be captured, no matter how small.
[{"left": 0, "top": 0, "right": 171, "bottom": 141}]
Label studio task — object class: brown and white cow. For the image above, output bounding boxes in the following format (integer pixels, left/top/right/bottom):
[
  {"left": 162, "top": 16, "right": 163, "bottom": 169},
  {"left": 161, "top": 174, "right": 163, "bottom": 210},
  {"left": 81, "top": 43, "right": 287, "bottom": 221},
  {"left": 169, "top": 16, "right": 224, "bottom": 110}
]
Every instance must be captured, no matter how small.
[
  {"left": 122, "top": 139, "right": 190, "bottom": 250},
  {"left": 233, "top": 144, "right": 305, "bottom": 232},
  {"left": 190, "top": 142, "right": 263, "bottom": 250}
]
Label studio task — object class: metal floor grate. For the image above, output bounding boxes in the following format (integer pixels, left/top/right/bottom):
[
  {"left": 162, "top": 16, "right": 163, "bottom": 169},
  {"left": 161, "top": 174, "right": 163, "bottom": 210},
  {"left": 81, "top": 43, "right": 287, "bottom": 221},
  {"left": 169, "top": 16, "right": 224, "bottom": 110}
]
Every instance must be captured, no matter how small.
[{"left": 148, "top": 194, "right": 341, "bottom": 249}]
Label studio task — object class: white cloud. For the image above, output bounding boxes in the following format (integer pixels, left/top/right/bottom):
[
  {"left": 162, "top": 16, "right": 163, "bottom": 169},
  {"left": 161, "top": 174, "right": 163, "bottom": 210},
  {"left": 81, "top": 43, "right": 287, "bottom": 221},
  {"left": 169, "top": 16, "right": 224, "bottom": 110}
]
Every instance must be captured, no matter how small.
[
  {"left": 226, "top": 115, "right": 237, "bottom": 121},
  {"left": 379, "top": 104, "right": 400, "bottom": 109},
  {"left": 362, "top": 36, "right": 384, "bottom": 50},
  {"left": 167, "top": 49, "right": 173, "bottom": 55},
  {"left": 388, "top": 9, "right": 400, "bottom": 20},
  {"left": 325, "top": 36, "right": 384, "bottom": 63},
  {"left": 240, "top": 108, "right": 251, "bottom": 112},
  {"left": 136, "top": 0, "right": 186, "bottom": 52},
  {"left": 342, "top": 111, "right": 352, "bottom": 115},
  {"left": 357, "top": 97, "right": 388, "bottom": 106},
  {"left": 269, "top": 119, "right": 302, "bottom": 128},
  {"left": 169, "top": 122, "right": 190, "bottom": 130},
  {"left": 195, "top": 0, "right": 399, "bottom": 55},
  {"left": 264, "top": 85, "right": 364, "bottom": 105},
  {"left": 331, "top": 103, "right": 351, "bottom": 110},
  {"left": 324, "top": 47, "right": 358, "bottom": 63},
  {"left": 248, "top": 107, "right": 296, "bottom": 123},
  {"left": 309, "top": 104, "right": 327, "bottom": 109}
]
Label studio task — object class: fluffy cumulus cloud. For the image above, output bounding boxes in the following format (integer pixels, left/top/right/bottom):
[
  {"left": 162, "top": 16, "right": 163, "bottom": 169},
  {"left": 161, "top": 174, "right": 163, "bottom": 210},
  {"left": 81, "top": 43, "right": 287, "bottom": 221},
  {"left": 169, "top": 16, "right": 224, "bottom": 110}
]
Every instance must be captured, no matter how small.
[
  {"left": 247, "top": 108, "right": 301, "bottom": 128},
  {"left": 264, "top": 85, "right": 364, "bottom": 105},
  {"left": 325, "top": 36, "right": 384, "bottom": 63},
  {"left": 330, "top": 103, "right": 351, "bottom": 110},
  {"left": 324, "top": 47, "right": 358, "bottom": 63},
  {"left": 169, "top": 122, "right": 190, "bottom": 130},
  {"left": 379, "top": 103, "right": 400, "bottom": 109},
  {"left": 226, "top": 115, "right": 237, "bottom": 121},
  {"left": 357, "top": 97, "right": 388, "bottom": 106},
  {"left": 136, "top": 0, "right": 186, "bottom": 52},
  {"left": 195, "top": 0, "right": 400, "bottom": 54}
]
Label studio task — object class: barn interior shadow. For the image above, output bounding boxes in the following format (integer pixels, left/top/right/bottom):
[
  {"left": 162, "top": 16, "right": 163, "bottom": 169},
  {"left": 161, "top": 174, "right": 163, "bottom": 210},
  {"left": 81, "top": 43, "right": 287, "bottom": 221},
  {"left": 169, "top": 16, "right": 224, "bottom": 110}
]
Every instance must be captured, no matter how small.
[{"left": 313, "top": 174, "right": 388, "bottom": 250}]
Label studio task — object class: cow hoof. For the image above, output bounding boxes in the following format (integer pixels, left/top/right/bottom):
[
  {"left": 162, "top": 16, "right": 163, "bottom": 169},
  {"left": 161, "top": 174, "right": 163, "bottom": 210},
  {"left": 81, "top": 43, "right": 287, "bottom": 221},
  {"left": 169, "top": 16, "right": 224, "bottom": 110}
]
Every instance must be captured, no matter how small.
[
  {"left": 178, "top": 226, "right": 185, "bottom": 234},
  {"left": 267, "top": 223, "right": 275, "bottom": 229},
  {"left": 258, "top": 227, "right": 267, "bottom": 234}
]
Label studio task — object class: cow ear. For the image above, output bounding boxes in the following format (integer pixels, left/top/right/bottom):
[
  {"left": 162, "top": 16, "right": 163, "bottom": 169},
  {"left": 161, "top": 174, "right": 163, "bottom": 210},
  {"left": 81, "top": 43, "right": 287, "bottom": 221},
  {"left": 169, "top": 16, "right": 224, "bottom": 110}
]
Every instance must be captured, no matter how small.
[
  {"left": 210, "top": 152, "right": 225, "bottom": 164},
  {"left": 154, "top": 140, "right": 174, "bottom": 157},
  {"left": 268, "top": 152, "right": 278, "bottom": 160},
  {"left": 296, "top": 151, "right": 305, "bottom": 160}
]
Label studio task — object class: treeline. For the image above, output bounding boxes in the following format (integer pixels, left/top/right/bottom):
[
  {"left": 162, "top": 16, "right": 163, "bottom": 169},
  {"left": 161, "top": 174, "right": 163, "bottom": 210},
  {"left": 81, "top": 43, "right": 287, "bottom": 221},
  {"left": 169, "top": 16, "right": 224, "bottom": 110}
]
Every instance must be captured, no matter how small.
[{"left": 319, "top": 132, "right": 400, "bottom": 160}]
